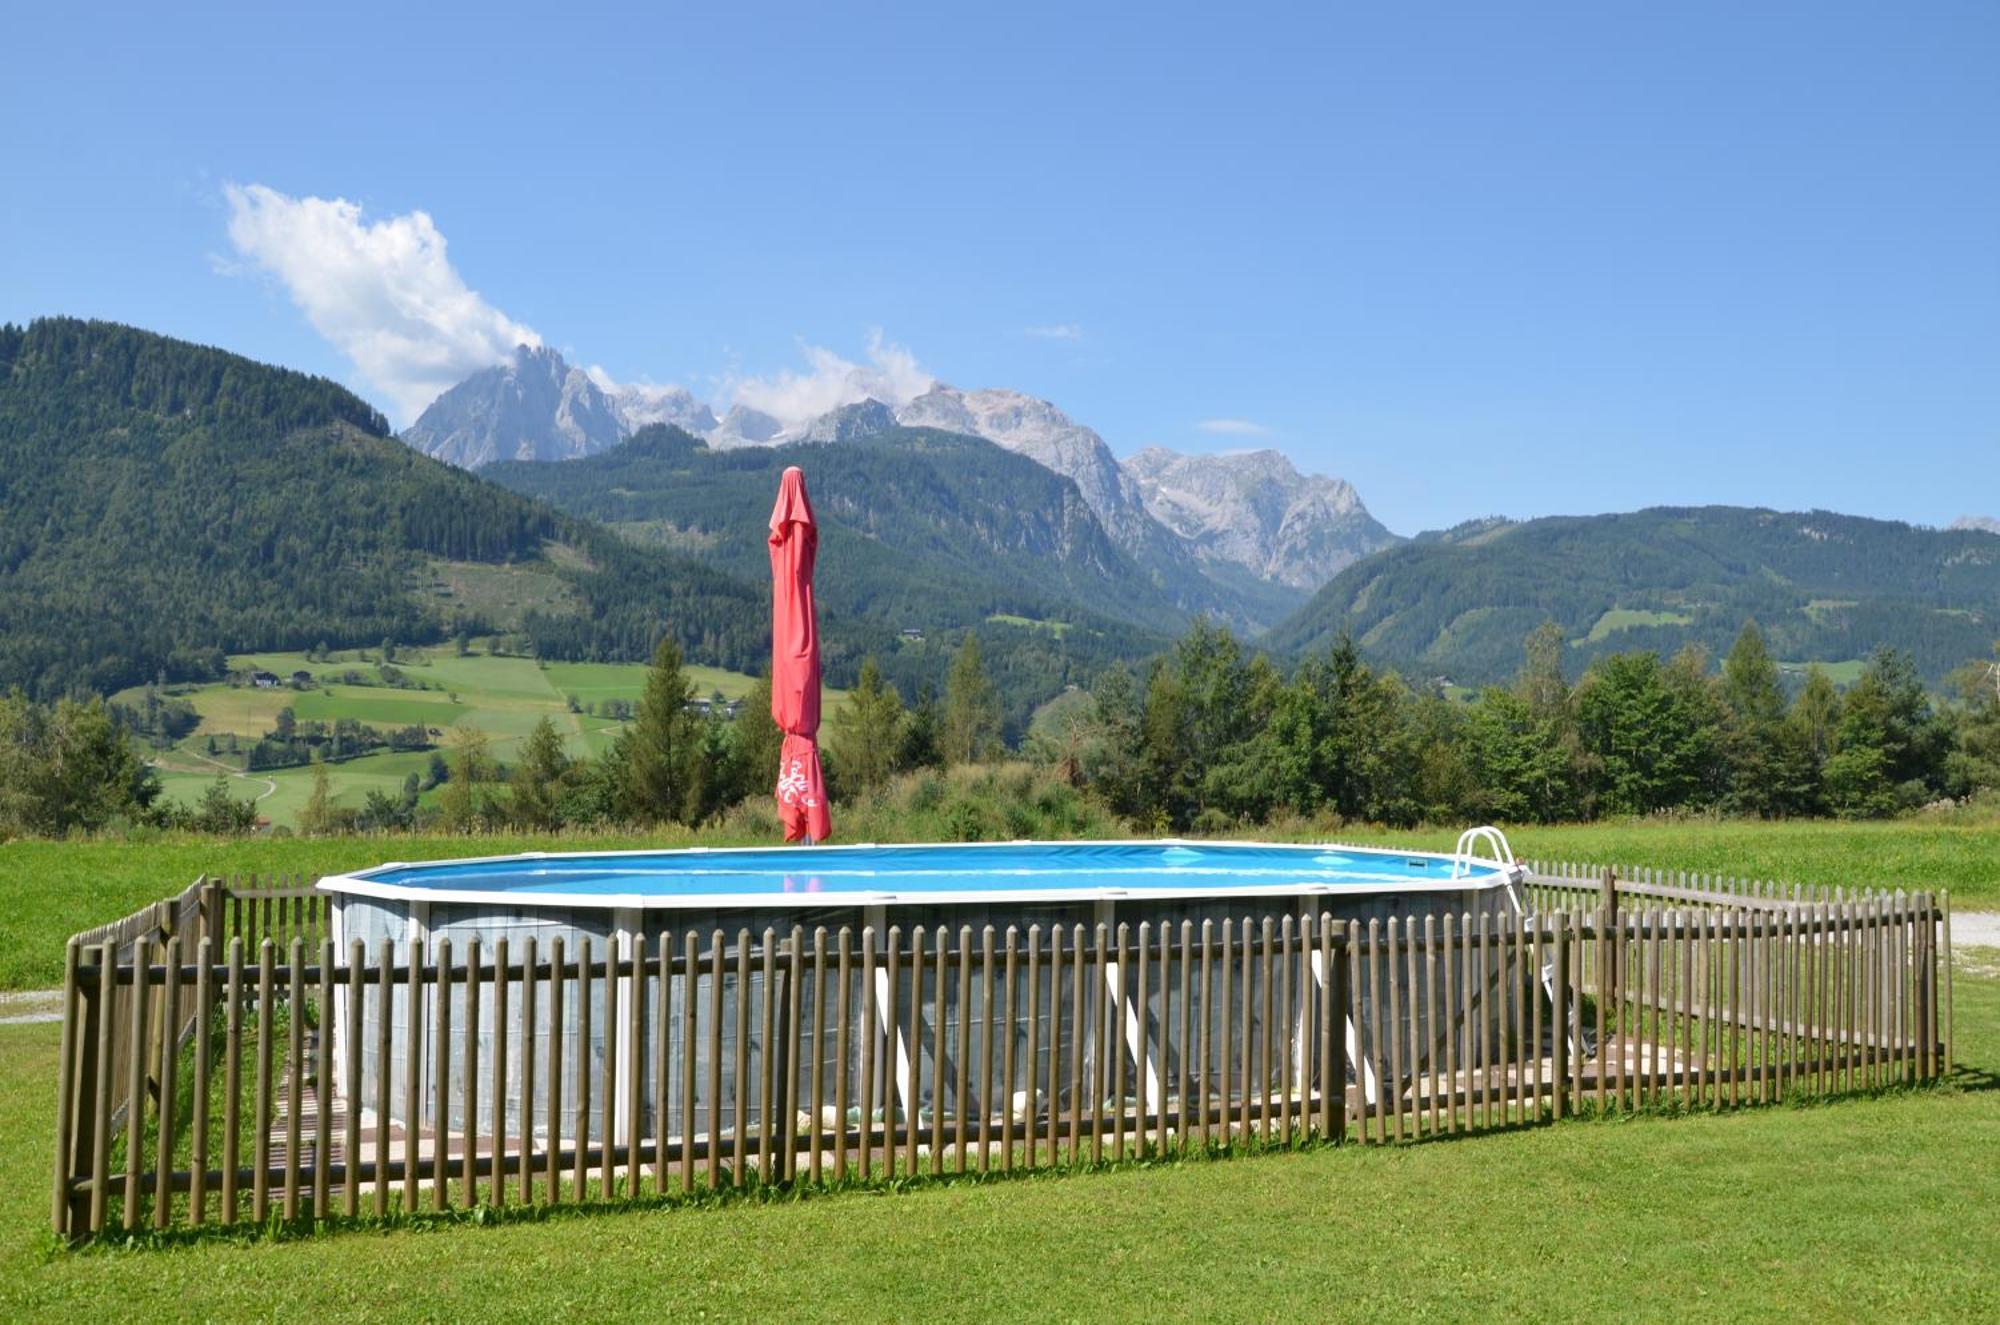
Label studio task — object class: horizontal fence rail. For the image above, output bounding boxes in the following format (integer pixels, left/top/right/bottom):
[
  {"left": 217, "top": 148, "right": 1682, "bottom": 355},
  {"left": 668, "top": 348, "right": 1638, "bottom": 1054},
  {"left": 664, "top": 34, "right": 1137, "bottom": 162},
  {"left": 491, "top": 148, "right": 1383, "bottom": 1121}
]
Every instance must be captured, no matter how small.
[{"left": 50, "top": 864, "right": 1951, "bottom": 1241}]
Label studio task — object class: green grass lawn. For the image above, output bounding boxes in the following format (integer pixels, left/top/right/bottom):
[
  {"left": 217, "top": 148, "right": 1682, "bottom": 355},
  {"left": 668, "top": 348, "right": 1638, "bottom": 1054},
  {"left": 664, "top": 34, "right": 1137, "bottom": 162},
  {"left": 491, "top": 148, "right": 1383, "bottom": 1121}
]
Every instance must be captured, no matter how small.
[
  {"left": 1, "top": 955, "right": 1992, "bottom": 1317},
  {"left": 290, "top": 686, "right": 470, "bottom": 728},
  {"left": 987, "top": 613, "right": 1073, "bottom": 639},
  {"left": 1578, "top": 607, "right": 1694, "bottom": 643}
]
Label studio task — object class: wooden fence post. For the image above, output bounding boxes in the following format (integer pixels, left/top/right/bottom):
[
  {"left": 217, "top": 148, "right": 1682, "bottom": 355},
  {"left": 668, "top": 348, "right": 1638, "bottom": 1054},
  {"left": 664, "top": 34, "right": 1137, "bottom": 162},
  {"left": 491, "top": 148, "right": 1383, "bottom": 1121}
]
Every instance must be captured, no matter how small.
[
  {"left": 51, "top": 940, "right": 82, "bottom": 1239},
  {"left": 1940, "top": 891, "right": 1953, "bottom": 1078},
  {"left": 1551, "top": 912, "right": 1569, "bottom": 1121}
]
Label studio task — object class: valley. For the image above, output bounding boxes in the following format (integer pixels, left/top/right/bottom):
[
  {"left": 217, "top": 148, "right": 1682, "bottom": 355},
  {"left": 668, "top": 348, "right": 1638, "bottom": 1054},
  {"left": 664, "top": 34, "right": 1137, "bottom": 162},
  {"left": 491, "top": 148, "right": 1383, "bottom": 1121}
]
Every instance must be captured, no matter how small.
[{"left": 2, "top": 316, "right": 1994, "bottom": 812}]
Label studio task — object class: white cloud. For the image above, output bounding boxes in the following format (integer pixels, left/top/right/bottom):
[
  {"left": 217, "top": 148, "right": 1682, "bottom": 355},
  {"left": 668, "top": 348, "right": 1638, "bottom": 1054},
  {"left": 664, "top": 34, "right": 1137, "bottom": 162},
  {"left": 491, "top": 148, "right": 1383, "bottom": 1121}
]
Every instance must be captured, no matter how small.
[
  {"left": 1197, "top": 418, "right": 1274, "bottom": 437},
  {"left": 222, "top": 183, "right": 540, "bottom": 424},
  {"left": 724, "top": 329, "right": 934, "bottom": 428},
  {"left": 1025, "top": 323, "right": 1083, "bottom": 340}
]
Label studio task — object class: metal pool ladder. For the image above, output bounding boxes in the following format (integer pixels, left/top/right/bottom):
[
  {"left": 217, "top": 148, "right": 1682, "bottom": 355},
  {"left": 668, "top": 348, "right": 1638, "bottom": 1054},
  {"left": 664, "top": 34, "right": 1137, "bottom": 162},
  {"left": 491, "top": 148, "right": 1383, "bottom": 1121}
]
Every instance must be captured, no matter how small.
[
  {"left": 1449, "top": 825, "right": 1520, "bottom": 885},
  {"left": 1452, "top": 825, "right": 1582, "bottom": 1060}
]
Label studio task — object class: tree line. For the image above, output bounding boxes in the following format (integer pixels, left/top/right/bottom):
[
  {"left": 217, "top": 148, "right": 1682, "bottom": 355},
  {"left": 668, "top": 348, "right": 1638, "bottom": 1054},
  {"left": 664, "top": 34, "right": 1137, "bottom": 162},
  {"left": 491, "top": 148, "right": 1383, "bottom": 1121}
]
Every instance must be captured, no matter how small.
[
  {"left": 3, "top": 619, "right": 1995, "bottom": 840},
  {"left": 1065, "top": 620, "right": 1998, "bottom": 830}
]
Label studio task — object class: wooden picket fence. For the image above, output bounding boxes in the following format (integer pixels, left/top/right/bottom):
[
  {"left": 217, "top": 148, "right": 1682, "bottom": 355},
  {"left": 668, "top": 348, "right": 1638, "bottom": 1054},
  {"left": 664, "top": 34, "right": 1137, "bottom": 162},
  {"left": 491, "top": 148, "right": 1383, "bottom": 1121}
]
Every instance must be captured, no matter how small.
[{"left": 50, "top": 863, "right": 1952, "bottom": 1241}]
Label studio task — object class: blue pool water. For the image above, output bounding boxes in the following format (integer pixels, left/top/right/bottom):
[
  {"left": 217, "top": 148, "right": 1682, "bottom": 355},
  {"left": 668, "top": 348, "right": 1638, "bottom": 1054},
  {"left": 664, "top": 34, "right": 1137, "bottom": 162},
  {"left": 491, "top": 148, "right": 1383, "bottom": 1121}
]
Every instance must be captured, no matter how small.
[{"left": 326, "top": 841, "right": 1508, "bottom": 906}]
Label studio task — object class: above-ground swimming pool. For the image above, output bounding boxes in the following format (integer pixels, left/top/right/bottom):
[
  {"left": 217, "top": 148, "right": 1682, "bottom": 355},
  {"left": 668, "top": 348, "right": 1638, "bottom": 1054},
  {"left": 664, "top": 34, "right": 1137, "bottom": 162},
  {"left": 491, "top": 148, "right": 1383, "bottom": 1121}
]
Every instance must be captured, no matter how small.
[
  {"left": 319, "top": 839, "right": 1526, "bottom": 1146},
  {"left": 323, "top": 839, "right": 1521, "bottom": 909}
]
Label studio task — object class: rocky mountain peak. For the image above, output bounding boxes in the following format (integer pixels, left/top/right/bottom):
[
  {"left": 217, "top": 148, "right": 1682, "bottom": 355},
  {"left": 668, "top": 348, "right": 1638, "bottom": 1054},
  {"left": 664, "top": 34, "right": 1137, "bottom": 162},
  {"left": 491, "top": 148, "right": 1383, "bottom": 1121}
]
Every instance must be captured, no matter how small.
[
  {"left": 793, "top": 397, "right": 897, "bottom": 444},
  {"left": 403, "top": 344, "right": 624, "bottom": 468},
  {"left": 402, "top": 351, "right": 1395, "bottom": 615},
  {"left": 610, "top": 382, "right": 718, "bottom": 437},
  {"left": 1123, "top": 446, "right": 1397, "bottom": 591},
  {"left": 708, "top": 403, "right": 785, "bottom": 449},
  {"left": 896, "top": 383, "right": 1156, "bottom": 544},
  {"left": 1951, "top": 514, "right": 2000, "bottom": 536}
]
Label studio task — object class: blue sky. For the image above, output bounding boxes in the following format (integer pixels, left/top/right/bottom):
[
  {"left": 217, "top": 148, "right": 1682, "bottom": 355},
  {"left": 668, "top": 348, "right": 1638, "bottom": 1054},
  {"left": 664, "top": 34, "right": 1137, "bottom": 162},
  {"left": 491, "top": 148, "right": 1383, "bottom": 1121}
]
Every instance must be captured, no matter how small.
[{"left": 4, "top": 1, "right": 1995, "bottom": 535}]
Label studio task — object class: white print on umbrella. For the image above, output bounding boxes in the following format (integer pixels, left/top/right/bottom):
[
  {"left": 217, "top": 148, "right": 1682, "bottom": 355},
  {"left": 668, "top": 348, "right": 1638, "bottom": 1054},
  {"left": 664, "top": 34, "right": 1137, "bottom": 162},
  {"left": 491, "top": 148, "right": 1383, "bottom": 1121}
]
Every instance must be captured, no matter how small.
[{"left": 777, "top": 757, "right": 820, "bottom": 808}]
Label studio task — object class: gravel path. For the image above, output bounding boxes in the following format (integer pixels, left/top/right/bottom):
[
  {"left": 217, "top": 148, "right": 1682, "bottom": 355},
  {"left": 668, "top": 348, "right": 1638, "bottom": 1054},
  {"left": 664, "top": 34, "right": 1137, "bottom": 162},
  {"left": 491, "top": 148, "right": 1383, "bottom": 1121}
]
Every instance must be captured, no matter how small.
[
  {"left": 0, "top": 989, "right": 63, "bottom": 1025},
  {"left": 1955, "top": 911, "right": 2000, "bottom": 948}
]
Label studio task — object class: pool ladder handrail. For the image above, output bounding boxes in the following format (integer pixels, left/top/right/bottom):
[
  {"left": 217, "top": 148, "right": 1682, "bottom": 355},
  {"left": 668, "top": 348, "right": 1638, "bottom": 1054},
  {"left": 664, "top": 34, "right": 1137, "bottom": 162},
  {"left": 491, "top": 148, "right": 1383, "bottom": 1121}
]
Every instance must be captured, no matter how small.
[
  {"left": 1449, "top": 825, "right": 1521, "bottom": 882},
  {"left": 1453, "top": 826, "right": 1582, "bottom": 1059}
]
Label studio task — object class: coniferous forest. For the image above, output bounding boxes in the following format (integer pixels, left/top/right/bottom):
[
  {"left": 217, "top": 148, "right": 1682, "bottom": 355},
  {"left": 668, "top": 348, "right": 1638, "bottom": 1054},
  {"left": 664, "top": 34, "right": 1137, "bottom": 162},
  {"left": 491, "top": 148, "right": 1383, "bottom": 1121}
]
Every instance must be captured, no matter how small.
[{"left": 0, "top": 319, "right": 766, "bottom": 698}]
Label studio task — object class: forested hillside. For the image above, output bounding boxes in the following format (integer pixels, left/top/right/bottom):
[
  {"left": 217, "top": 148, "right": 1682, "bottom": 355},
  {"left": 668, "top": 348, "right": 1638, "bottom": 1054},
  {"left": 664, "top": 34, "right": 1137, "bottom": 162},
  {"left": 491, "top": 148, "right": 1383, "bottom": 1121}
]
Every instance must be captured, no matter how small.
[
  {"left": 0, "top": 319, "right": 763, "bottom": 696},
  {"left": 489, "top": 425, "right": 1179, "bottom": 727},
  {"left": 1267, "top": 506, "right": 2000, "bottom": 686},
  {"left": 488, "top": 424, "right": 1192, "bottom": 634},
  {"left": 0, "top": 321, "right": 1156, "bottom": 730}
]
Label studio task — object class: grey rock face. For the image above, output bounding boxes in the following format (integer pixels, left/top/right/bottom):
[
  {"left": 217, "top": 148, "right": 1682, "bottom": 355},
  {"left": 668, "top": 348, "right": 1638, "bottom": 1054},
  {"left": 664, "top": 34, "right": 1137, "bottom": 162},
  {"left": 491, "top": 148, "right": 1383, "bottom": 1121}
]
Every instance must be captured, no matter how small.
[
  {"left": 896, "top": 384, "right": 1158, "bottom": 545},
  {"left": 612, "top": 383, "right": 718, "bottom": 437},
  {"left": 1951, "top": 515, "right": 2000, "bottom": 536},
  {"left": 1124, "top": 446, "right": 1400, "bottom": 592},
  {"left": 403, "top": 345, "right": 625, "bottom": 467},
  {"left": 707, "top": 403, "right": 785, "bottom": 449},
  {"left": 791, "top": 397, "right": 897, "bottom": 444}
]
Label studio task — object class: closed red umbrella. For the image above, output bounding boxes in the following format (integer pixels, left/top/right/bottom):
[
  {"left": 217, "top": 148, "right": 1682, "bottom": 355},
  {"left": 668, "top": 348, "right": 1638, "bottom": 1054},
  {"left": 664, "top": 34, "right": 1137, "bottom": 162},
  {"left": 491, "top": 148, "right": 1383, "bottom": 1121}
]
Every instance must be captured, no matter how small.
[{"left": 768, "top": 465, "right": 832, "bottom": 843}]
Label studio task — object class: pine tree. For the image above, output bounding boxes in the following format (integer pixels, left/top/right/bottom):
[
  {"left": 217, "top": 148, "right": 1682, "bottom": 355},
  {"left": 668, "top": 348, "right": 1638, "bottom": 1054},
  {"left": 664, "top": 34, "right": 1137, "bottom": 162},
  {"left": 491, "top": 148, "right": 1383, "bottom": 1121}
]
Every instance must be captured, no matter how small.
[
  {"left": 192, "top": 773, "right": 257, "bottom": 834},
  {"left": 1721, "top": 621, "right": 1801, "bottom": 815},
  {"left": 618, "top": 635, "right": 698, "bottom": 824},
  {"left": 1137, "top": 658, "right": 1193, "bottom": 828},
  {"left": 831, "top": 657, "right": 906, "bottom": 794},
  {"left": 942, "top": 634, "right": 1001, "bottom": 765},
  {"left": 899, "top": 685, "right": 944, "bottom": 772},
  {"left": 507, "top": 715, "right": 571, "bottom": 830},
  {"left": 682, "top": 695, "right": 734, "bottom": 825},
  {"left": 1819, "top": 647, "right": 1949, "bottom": 819},
  {"left": 1080, "top": 668, "right": 1143, "bottom": 817},
  {"left": 1948, "top": 645, "right": 2000, "bottom": 794},
  {"left": 727, "top": 674, "right": 785, "bottom": 806}
]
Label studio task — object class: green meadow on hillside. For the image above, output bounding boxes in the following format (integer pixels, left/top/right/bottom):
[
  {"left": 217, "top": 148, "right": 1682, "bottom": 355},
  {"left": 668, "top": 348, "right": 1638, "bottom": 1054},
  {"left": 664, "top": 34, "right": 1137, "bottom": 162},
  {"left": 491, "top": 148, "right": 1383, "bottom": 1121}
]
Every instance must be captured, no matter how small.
[
  {"left": 136, "top": 646, "right": 836, "bottom": 831},
  {"left": 139, "top": 649, "right": 773, "bottom": 829}
]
